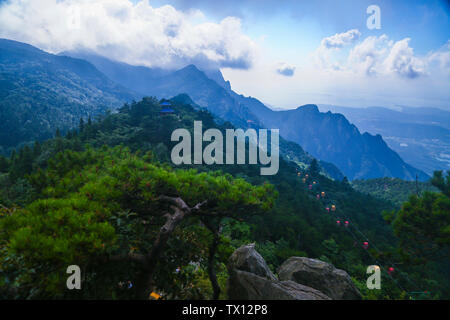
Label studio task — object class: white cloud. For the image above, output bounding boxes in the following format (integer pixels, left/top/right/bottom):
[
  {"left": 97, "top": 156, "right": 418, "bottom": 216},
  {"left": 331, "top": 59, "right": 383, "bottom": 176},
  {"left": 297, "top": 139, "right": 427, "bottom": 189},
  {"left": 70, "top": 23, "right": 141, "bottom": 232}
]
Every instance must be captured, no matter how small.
[
  {"left": 348, "top": 35, "right": 392, "bottom": 76},
  {"left": 0, "top": 0, "right": 257, "bottom": 69},
  {"left": 312, "top": 29, "right": 361, "bottom": 71},
  {"left": 321, "top": 29, "right": 361, "bottom": 49},
  {"left": 427, "top": 40, "right": 450, "bottom": 73},
  {"left": 0, "top": 2, "right": 448, "bottom": 110},
  {"left": 383, "top": 38, "right": 425, "bottom": 79},
  {"left": 314, "top": 30, "right": 430, "bottom": 79},
  {"left": 224, "top": 31, "right": 449, "bottom": 110},
  {"left": 276, "top": 62, "right": 295, "bottom": 76}
]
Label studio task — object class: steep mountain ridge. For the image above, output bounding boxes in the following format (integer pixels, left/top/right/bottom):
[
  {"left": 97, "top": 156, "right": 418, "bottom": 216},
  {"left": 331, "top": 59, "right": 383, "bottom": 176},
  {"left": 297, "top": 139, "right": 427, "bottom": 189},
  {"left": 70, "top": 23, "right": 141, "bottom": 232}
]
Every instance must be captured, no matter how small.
[
  {"left": 0, "top": 41, "right": 344, "bottom": 179},
  {"left": 203, "top": 72, "right": 429, "bottom": 181},
  {"left": 58, "top": 50, "right": 170, "bottom": 96},
  {"left": 61, "top": 51, "right": 259, "bottom": 128},
  {"left": 73, "top": 50, "right": 427, "bottom": 180},
  {"left": 318, "top": 105, "right": 450, "bottom": 175},
  {"left": 251, "top": 104, "right": 429, "bottom": 180},
  {"left": 1, "top": 40, "right": 427, "bottom": 181},
  {"left": 0, "top": 39, "right": 136, "bottom": 152},
  {"left": 60, "top": 52, "right": 346, "bottom": 178}
]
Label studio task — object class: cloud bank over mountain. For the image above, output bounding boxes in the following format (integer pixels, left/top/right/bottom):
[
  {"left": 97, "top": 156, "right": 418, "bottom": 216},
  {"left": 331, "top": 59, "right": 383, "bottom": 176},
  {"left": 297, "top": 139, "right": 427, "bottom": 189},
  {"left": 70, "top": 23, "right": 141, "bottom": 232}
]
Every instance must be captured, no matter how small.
[
  {"left": 0, "top": 0, "right": 448, "bottom": 110},
  {"left": 0, "top": 0, "right": 257, "bottom": 70}
]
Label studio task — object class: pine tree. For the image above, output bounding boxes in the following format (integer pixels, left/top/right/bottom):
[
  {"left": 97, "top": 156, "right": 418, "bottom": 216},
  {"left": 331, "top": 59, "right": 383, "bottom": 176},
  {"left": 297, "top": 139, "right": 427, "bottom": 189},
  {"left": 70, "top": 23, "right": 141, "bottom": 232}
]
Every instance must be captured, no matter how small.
[
  {"left": 33, "top": 141, "right": 42, "bottom": 157},
  {"left": 0, "top": 155, "right": 9, "bottom": 173},
  {"left": 79, "top": 118, "right": 85, "bottom": 133},
  {"left": 0, "top": 147, "right": 276, "bottom": 299},
  {"left": 309, "top": 158, "right": 320, "bottom": 177}
]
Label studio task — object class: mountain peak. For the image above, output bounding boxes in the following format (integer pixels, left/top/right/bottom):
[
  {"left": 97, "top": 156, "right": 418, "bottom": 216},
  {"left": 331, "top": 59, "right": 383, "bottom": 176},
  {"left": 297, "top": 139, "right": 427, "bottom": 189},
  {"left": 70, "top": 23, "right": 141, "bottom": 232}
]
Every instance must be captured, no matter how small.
[
  {"left": 173, "top": 64, "right": 210, "bottom": 80},
  {"left": 171, "top": 93, "right": 198, "bottom": 107},
  {"left": 0, "top": 38, "right": 48, "bottom": 60},
  {"left": 179, "top": 64, "right": 202, "bottom": 73},
  {"left": 297, "top": 104, "right": 319, "bottom": 112},
  {"left": 203, "top": 68, "right": 232, "bottom": 91},
  {"left": 0, "top": 38, "right": 41, "bottom": 52}
]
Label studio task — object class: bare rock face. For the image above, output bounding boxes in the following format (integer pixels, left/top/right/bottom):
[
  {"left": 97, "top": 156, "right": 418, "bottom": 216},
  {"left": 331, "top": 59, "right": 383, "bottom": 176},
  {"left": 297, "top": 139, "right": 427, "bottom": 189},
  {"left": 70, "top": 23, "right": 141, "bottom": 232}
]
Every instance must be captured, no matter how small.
[
  {"left": 227, "top": 244, "right": 331, "bottom": 300},
  {"left": 228, "top": 270, "right": 331, "bottom": 300},
  {"left": 278, "top": 257, "right": 362, "bottom": 300},
  {"left": 227, "top": 244, "right": 277, "bottom": 280}
]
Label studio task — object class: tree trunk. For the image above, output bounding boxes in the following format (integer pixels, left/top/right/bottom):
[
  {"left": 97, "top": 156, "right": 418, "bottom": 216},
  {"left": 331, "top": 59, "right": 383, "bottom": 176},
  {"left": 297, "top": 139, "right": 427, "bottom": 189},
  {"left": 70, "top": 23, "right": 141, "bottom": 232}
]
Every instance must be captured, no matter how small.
[{"left": 134, "top": 197, "right": 207, "bottom": 299}]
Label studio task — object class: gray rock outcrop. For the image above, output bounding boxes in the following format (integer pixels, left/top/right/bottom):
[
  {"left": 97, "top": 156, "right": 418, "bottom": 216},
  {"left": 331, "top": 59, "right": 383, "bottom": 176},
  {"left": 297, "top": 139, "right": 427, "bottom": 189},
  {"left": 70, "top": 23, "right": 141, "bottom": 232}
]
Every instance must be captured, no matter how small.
[
  {"left": 278, "top": 257, "right": 362, "bottom": 300},
  {"left": 227, "top": 243, "right": 277, "bottom": 280},
  {"left": 227, "top": 244, "right": 331, "bottom": 300}
]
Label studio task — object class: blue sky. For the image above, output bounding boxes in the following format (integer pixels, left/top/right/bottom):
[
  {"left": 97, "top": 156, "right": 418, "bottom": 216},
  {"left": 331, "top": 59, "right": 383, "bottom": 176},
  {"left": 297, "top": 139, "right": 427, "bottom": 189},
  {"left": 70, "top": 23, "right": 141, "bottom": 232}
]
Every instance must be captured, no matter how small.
[
  {"left": 146, "top": 0, "right": 449, "bottom": 55},
  {"left": 0, "top": 0, "right": 449, "bottom": 109}
]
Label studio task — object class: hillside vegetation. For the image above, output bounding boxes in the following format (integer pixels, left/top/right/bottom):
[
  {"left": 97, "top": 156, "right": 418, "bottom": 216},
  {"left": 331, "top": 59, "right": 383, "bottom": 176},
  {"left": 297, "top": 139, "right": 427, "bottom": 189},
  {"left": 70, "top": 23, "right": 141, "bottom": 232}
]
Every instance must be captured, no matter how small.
[
  {"left": 1, "top": 97, "right": 448, "bottom": 299},
  {"left": 65, "top": 51, "right": 427, "bottom": 181},
  {"left": 352, "top": 178, "right": 439, "bottom": 207},
  {"left": 0, "top": 39, "right": 135, "bottom": 153}
]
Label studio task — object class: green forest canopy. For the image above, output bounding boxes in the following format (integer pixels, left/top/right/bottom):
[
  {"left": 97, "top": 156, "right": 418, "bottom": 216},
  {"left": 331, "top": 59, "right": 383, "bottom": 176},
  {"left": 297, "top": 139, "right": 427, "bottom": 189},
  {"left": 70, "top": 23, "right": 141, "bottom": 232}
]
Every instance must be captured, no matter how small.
[{"left": 0, "top": 97, "right": 448, "bottom": 299}]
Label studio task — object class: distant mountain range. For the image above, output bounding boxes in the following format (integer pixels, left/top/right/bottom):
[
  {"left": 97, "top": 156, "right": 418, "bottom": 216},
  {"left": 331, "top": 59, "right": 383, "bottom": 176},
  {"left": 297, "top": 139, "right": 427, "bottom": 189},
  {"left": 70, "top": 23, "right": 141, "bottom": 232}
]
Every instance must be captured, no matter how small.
[
  {"left": 0, "top": 39, "right": 429, "bottom": 181},
  {"left": 245, "top": 104, "right": 429, "bottom": 181},
  {"left": 60, "top": 51, "right": 260, "bottom": 129},
  {"left": 1, "top": 41, "right": 340, "bottom": 179},
  {"left": 319, "top": 105, "right": 450, "bottom": 175},
  {"left": 64, "top": 49, "right": 428, "bottom": 181},
  {"left": 0, "top": 39, "right": 135, "bottom": 151}
]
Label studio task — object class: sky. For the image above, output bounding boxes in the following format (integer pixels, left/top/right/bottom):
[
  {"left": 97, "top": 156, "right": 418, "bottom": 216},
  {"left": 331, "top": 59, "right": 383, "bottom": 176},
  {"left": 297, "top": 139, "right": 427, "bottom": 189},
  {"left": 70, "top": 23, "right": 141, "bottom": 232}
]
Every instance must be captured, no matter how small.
[{"left": 0, "top": 0, "right": 449, "bottom": 109}]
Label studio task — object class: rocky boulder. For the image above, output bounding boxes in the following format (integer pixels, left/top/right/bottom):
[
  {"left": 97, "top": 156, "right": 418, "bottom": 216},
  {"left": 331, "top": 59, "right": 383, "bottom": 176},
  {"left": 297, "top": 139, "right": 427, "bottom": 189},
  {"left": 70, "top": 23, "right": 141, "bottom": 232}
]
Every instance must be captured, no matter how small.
[
  {"left": 228, "top": 270, "right": 331, "bottom": 300},
  {"left": 278, "top": 257, "right": 362, "bottom": 300},
  {"left": 227, "top": 244, "right": 330, "bottom": 300},
  {"left": 227, "top": 244, "right": 277, "bottom": 280}
]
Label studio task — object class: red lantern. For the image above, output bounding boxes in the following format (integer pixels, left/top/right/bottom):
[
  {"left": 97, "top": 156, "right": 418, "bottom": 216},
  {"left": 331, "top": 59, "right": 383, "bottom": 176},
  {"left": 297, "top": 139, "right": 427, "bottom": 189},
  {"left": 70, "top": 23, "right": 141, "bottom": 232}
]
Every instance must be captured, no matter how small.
[
  {"left": 336, "top": 220, "right": 341, "bottom": 226},
  {"left": 362, "top": 242, "right": 369, "bottom": 250},
  {"left": 388, "top": 267, "right": 395, "bottom": 275},
  {"left": 344, "top": 221, "right": 349, "bottom": 227}
]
